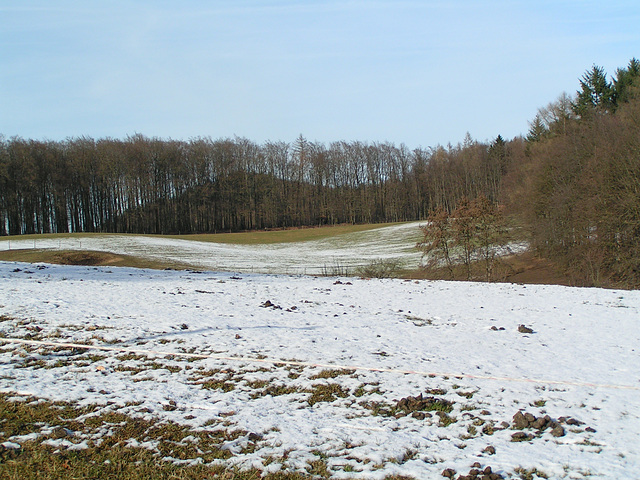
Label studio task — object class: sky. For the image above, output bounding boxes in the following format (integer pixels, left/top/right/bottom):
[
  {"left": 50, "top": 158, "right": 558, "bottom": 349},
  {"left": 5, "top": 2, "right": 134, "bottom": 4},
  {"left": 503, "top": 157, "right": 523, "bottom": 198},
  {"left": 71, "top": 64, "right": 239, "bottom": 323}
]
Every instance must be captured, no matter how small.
[{"left": 1, "top": 1, "right": 639, "bottom": 149}]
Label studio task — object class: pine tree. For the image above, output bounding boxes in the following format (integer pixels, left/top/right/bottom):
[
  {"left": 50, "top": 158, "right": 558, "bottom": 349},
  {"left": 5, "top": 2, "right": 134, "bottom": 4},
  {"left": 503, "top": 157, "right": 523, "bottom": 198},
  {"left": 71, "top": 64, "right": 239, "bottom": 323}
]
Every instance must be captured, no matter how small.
[
  {"left": 572, "top": 65, "right": 613, "bottom": 117},
  {"left": 612, "top": 58, "right": 640, "bottom": 107}
]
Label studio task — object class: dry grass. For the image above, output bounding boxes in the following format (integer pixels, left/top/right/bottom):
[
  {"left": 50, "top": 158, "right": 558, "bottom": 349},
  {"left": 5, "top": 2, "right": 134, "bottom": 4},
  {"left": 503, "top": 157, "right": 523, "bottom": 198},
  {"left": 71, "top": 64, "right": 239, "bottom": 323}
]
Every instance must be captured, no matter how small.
[
  {"left": 159, "top": 222, "right": 398, "bottom": 245},
  {"left": 0, "top": 393, "right": 370, "bottom": 480}
]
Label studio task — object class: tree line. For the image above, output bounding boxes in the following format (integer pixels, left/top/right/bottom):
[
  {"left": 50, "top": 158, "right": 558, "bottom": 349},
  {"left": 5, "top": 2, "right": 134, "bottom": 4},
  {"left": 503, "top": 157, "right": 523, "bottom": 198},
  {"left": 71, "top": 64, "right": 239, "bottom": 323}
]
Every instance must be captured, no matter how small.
[
  {"left": 2, "top": 58, "right": 639, "bottom": 287},
  {"left": 523, "top": 58, "right": 640, "bottom": 287},
  {"left": 416, "top": 58, "right": 640, "bottom": 287},
  {"left": 0, "top": 133, "right": 512, "bottom": 236}
]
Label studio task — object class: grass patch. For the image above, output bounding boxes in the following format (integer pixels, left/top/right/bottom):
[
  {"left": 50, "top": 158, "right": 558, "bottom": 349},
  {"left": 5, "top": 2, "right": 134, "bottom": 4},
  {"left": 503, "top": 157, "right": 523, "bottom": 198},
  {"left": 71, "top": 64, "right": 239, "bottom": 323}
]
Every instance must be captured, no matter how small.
[
  {"left": 161, "top": 223, "right": 400, "bottom": 245},
  {"left": 307, "top": 384, "right": 351, "bottom": 406},
  {"left": 0, "top": 392, "right": 422, "bottom": 479},
  {"left": 309, "top": 369, "right": 356, "bottom": 380},
  {"left": 0, "top": 393, "right": 284, "bottom": 480}
]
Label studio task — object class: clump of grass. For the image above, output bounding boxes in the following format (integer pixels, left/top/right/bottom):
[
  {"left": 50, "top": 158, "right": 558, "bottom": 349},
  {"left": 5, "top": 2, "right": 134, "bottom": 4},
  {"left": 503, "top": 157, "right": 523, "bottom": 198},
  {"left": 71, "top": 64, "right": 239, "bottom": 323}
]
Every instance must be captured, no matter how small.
[
  {"left": 201, "top": 379, "right": 236, "bottom": 392},
  {"left": 250, "top": 384, "right": 302, "bottom": 399},
  {"left": 437, "top": 413, "right": 457, "bottom": 427},
  {"left": 309, "top": 368, "right": 356, "bottom": 380},
  {"left": 353, "top": 383, "right": 384, "bottom": 397},
  {"left": 456, "top": 391, "right": 476, "bottom": 399},
  {"left": 307, "top": 384, "right": 350, "bottom": 406},
  {"left": 305, "top": 458, "right": 331, "bottom": 478}
]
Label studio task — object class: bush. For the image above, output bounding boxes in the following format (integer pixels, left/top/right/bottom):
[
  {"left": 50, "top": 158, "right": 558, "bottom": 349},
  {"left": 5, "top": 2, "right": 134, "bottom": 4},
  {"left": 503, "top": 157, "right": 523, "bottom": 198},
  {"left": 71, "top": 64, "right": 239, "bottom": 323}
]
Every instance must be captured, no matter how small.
[{"left": 357, "top": 259, "right": 401, "bottom": 278}]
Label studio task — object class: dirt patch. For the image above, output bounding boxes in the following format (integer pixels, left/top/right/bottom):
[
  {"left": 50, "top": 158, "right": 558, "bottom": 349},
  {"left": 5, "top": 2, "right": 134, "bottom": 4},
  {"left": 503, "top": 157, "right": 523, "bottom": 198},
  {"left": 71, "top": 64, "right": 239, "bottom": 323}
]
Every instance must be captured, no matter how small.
[
  {"left": 51, "top": 251, "right": 123, "bottom": 266},
  {"left": 0, "top": 249, "right": 190, "bottom": 270},
  {"left": 407, "top": 251, "right": 573, "bottom": 286},
  {"left": 501, "top": 251, "right": 572, "bottom": 286}
]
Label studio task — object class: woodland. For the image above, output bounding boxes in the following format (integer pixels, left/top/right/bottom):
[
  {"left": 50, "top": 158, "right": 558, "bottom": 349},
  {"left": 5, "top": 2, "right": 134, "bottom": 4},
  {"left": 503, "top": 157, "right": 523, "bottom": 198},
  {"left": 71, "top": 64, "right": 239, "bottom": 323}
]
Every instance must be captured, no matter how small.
[{"left": 1, "top": 59, "right": 639, "bottom": 287}]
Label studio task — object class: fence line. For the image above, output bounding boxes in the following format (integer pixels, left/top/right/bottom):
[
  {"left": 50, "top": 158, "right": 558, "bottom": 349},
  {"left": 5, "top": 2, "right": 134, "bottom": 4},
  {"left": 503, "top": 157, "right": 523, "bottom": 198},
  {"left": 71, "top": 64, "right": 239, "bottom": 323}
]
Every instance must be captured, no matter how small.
[{"left": 1, "top": 337, "right": 638, "bottom": 391}]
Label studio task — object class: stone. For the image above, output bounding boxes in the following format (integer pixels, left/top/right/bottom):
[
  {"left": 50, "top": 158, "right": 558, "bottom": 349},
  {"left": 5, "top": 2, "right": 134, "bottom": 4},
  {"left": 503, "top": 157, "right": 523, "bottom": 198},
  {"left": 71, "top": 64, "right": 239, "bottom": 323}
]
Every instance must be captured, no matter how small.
[
  {"left": 551, "top": 425, "right": 566, "bottom": 437},
  {"left": 441, "top": 468, "right": 456, "bottom": 478},
  {"left": 511, "top": 432, "right": 532, "bottom": 442},
  {"left": 518, "top": 324, "right": 534, "bottom": 334},
  {"left": 512, "top": 411, "right": 529, "bottom": 429},
  {"left": 532, "top": 417, "right": 548, "bottom": 430}
]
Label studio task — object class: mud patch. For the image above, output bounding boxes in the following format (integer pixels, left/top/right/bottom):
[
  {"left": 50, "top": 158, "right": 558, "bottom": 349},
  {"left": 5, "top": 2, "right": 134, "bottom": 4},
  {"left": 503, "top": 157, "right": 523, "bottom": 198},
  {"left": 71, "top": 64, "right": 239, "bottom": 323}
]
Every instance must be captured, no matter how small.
[{"left": 51, "top": 251, "right": 123, "bottom": 266}]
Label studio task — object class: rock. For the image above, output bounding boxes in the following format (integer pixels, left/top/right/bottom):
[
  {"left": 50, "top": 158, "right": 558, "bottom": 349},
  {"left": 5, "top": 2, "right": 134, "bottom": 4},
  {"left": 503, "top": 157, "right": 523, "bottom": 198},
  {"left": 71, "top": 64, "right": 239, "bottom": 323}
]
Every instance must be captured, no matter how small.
[
  {"left": 512, "top": 411, "right": 529, "bottom": 429},
  {"left": 518, "top": 324, "right": 534, "bottom": 333},
  {"left": 483, "top": 466, "right": 493, "bottom": 475},
  {"left": 441, "top": 468, "right": 456, "bottom": 478},
  {"left": 551, "top": 425, "right": 565, "bottom": 437},
  {"left": 585, "top": 426, "right": 596, "bottom": 433},
  {"left": 483, "top": 445, "right": 496, "bottom": 455},
  {"left": 52, "top": 426, "right": 71, "bottom": 438},
  {"left": 532, "top": 417, "right": 548, "bottom": 430},
  {"left": 472, "top": 462, "right": 482, "bottom": 468},
  {"left": 511, "top": 432, "right": 532, "bottom": 442},
  {"left": 566, "top": 417, "right": 583, "bottom": 426}
]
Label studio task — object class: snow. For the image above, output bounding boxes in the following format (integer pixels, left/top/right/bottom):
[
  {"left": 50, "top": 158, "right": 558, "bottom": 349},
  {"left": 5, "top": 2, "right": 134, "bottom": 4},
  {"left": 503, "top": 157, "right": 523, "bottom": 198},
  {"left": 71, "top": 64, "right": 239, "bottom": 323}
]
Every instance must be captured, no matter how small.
[
  {"left": 1, "top": 259, "right": 639, "bottom": 478},
  {"left": 0, "top": 222, "right": 426, "bottom": 275}
]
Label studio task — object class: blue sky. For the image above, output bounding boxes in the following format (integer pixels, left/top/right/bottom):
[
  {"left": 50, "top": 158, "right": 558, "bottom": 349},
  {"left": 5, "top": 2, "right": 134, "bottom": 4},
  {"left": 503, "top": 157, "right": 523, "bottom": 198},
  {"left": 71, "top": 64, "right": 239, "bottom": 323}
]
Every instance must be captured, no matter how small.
[{"left": 1, "top": 1, "right": 639, "bottom": 148}]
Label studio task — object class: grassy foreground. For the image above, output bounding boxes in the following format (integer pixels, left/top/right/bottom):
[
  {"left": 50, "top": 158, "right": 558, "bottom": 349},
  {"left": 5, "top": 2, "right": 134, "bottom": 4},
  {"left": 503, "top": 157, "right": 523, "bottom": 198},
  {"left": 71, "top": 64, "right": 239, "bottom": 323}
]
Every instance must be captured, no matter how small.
[{"left": 0, "top": 392, "right": 415, "bottom": 480}]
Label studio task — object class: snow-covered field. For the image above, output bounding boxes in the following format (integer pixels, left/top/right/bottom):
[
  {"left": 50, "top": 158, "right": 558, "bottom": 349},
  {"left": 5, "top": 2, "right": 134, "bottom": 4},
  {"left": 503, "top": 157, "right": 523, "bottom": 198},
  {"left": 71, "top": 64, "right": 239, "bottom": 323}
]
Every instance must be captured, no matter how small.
[
  {"left": 0, "top": 222, "right": 426, "bottom": 275},
  {"left": 1, "top": 260, "right": 639, "bottom": 478}
]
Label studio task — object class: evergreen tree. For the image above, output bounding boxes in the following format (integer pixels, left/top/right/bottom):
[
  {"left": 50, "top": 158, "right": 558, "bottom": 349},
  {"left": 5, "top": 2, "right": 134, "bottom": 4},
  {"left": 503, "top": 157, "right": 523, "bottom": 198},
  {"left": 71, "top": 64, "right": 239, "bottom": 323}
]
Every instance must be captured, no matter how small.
[
  {"left": 612, "top": 57, "right": 640, "bottom": 107},
  {"left": 572, "top": 65, "right": 613, "bottom": 117},
  {"left": 526, "top": 114, "right": 547, "bottom": 143}
]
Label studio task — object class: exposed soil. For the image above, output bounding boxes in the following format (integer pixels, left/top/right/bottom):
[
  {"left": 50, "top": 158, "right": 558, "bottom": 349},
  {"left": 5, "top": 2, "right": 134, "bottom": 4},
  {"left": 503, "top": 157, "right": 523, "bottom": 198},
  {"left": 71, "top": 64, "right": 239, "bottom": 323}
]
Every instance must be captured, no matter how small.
[
  {"left": 500, "top": 251, "right": 572, "bottom": 286},
  {"left": 0, "top": 249, "right": 187, "bottom": 271},
  {"left": 408, "top": 251, "right": 573, "bottom": 287},
  {"left": 51, "top": 251, "right": 124, "bottom": 266}
]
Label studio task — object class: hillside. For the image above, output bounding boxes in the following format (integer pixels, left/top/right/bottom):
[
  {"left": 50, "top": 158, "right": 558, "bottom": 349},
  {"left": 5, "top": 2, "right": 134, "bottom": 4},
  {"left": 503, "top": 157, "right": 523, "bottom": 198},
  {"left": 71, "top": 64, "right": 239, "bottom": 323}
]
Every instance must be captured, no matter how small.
[{"left": 1, "top": 261, "right": 639, "bottom": 479}]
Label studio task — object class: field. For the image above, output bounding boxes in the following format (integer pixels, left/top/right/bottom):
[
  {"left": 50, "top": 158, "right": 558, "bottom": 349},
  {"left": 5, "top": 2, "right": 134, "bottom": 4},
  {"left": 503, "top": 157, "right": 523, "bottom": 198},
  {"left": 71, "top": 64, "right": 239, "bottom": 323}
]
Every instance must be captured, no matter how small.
[
  {"left": 0, "top": 224, "right": 639, "bottom": 479},
  {"left": 0, "top": 223, "right": 424, "bottom": 276}
]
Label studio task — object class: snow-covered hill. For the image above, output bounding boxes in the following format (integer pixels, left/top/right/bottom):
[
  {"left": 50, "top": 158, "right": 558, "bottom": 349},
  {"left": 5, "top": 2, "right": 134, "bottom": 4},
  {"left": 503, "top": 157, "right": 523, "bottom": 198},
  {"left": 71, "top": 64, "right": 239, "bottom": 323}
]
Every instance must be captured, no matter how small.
[
  {"left": 0, "top": 222, "right": 426, "bottom": 275},
  {"left": 1, "top": 262, "right": 639, "bottom": 478}
]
